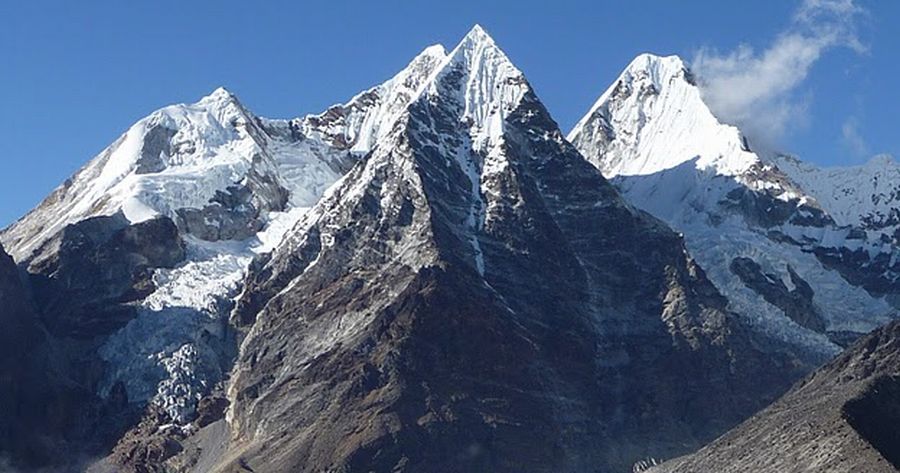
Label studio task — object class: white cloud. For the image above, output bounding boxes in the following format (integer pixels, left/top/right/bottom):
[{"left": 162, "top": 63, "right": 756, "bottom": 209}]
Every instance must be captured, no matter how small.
[
  {"left": 841, "top": 116, "right": 869, "bottom": 157},
  {"left": 691, "top": 0, "right": 867, "bottom": 150}
]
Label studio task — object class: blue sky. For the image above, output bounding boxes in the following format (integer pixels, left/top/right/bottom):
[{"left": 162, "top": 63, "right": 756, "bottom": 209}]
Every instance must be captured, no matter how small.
[{"left": 1, "top": 0, "right": 897, "bottom": 226}]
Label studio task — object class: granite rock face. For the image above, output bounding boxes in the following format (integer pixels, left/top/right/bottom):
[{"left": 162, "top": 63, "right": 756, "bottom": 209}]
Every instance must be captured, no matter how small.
[{"left": 650, "top": 320, "right": 900, "bottom": 473}]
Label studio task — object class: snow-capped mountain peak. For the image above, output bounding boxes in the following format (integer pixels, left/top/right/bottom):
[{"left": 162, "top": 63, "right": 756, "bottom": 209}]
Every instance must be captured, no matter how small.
[
  {"left": 191, "top": 86, "right": 258, "bottom": 127},
  {"left": 1, "top": 87, "right": 282, "bottom": 261},
  {"left": 199, "top": 85, "right": 236, "bottom": 102},
  {"left": 569, "top": 53, "right": 899, "bottom": 358},
  {"left": 0, "top": 42, "right": 452, "bottom": 428},
  {"left": 569, "top": 52, "right": 758, "bottom": 179},
  {"left": 222, "top": 28, "right": 809, "bottom": 473},
  {"left": 421, "top": 24, "right": 527, "bottom": 151}
]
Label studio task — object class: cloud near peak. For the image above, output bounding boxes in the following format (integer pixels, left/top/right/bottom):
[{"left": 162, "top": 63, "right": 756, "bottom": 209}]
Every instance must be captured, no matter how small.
[{"left": 691, "top": 0, "right": 867, "bottom": 152}]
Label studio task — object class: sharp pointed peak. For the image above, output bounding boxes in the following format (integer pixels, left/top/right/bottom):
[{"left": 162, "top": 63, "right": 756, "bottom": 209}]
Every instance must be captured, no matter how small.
[
  {"left": 191, "top": 86, "right": 254, "bottom": 118},
  {"left": 569, "top": 51, "right": 763, "bottom": 178},
  {"left": 399, "top": 24, "right": 530, "bottom": 152},
  {"left": 451, "top": 24, "right": 504, "bottom": 56},
  {"left": 463, "top": 24, "right": 493, "bottom": 43},
  {"left": 441, "top": 24, "right": 519, "bottom": 76}
]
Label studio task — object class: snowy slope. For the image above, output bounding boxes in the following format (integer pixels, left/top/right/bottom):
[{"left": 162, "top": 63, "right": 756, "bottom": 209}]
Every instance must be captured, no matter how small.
[
  {"left": 775, "top": 154, "right": 900, "bottom": 235},
  {"left": 0, "top": 46, "right": 447, "bottom": 425},
  {"left": 2, "top": 89, "right": 283, "bottom": 262},
  {"left": 570, "top": 54, "right": 897, "bottom": 356},
  {"left": 570, "top": 54, "right": 757, "bottom": 179}
]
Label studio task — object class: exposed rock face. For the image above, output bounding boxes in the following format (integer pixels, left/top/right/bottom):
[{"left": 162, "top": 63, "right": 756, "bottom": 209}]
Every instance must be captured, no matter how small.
[
  {"left": 568, "top": 54, "right": 897, "bottom": 354},
  {"left": 0, "top": 241, "right": 142, "bottom": 472},
  {"left": 10, "top": 30, "right": 896, "bottom": 473},
  {"left": 0, "top": 244, "right": 41, "bottom": 465},
  {"left": 134, "top": 124, "right": 177, "bottom": 175},
  {"left": 106, "top": 406, "right": 186, "bottom": 473},
  {"left": 175, "top": 164, "right": 289, "bottom": 242},
  {"left": 26, "top": 214, "right": 186, "bottom": 338},
  {"left": 0, "top": 216, "right": 190, "bottom": 471},
  {"left": 842, "top": 375, "right": 900, "bottom": 469},
  {"left": 730, "top": 257, "right": 825, "bottom": 333},
  {"left": 650, "top": 320, "right": 900, "bottom": 473},
  {"left": 189, "top": 27, "right": 811, "bottom": 473}
]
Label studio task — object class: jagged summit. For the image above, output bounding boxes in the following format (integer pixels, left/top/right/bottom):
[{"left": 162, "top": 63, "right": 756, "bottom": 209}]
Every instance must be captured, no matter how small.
[
  {"left": 0, "top": 44, "right": 449, "bottom": 264},
  {"left": 621, "top": 53, "right": 691, "bottom": 85},
  {"left": 450, "top": 23, "right": 504, "bottom": 58},
  {"left": 1, "top": 86, "right": 281, "bottom": 261},
  {"left": 0, "top": 41, "right": 452, "bottom": 471},
  {"left": 463, "top": 23, "right": 491, "bottom": 42},
  {"left": 774, "top": 152, "right": 900, "bottom": 232},
  {"left": 193, "top": 86, "right": 254, "bottom": 119}
]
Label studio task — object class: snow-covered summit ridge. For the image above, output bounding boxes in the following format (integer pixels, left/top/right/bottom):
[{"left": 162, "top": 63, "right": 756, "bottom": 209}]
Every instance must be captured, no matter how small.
[
  {"left": 1, "top": 42, "right": 450, "bottom": 264},
  {"left": 279, "top": 44, "right": 448, "bottom": 156},
  {"left": 260, "top": 25, "right": 530, "bottom": 283},
  {"left": 569, "top": 53, "right": 760, "bottom": 179},
  {"left": 1, "top": 86, "right": 278, "bottom": 261}
]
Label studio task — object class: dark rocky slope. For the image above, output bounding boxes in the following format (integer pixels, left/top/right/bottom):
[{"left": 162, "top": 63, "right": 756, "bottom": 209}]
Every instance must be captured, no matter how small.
[
  {"left": 0, "top": 244, "right": 42, "bottom": 466},
  {"left": 2, "top": 43, "right": 449, "bottom": 473},
  {"left": 650, "top": 320, "right": 900, "bottom": 473},
  {"left": 0, "top": 216, "right": 189, "bottom": 472}
]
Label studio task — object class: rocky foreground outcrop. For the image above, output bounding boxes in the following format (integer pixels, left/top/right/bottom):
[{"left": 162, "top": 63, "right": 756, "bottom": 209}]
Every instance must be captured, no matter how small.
[{"left": 650, "top": 320, "right": 900, "bottom": 473}]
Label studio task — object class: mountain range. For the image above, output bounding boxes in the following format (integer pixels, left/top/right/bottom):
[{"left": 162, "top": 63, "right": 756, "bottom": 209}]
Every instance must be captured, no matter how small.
[{"left": 1, "top": 25, "right": 897, "bottom": 473}]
